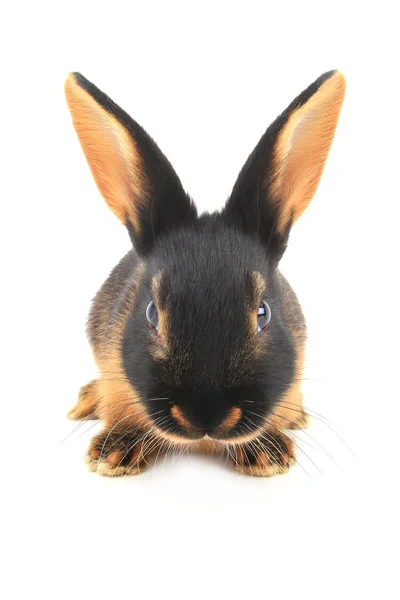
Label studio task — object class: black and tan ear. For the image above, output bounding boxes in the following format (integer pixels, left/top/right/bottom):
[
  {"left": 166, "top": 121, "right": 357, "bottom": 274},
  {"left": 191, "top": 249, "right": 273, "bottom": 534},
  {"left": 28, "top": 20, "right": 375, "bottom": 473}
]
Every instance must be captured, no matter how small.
[
  {"left": 65, "top": 73, "right": 196, "bottom": 255},
  {"left": 223, "top": 70, "right": 346, "bottom": 260}
]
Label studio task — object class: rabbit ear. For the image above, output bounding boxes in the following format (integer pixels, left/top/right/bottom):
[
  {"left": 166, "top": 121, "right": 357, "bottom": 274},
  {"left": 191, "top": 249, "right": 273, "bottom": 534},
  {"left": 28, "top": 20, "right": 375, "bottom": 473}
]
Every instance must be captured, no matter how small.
[
  {"left": 223, "top": 70, "right": 346, "bottom": 261},
  {"left": 65, "top": 73, "right": 196, "bottom": 255}
]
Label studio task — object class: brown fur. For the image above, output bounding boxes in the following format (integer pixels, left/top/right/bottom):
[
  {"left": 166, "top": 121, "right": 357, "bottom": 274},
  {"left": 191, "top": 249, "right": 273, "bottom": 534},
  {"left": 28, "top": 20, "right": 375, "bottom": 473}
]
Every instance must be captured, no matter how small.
[
  {"left": 171, "top": 405, "right": 199, "bottom": 435},
  {"left": 149, "top": 272, "right": 169, "bottom": 359},
  {"left": 86, "top": 263, "right": 150, "bottom": 431},
  {"left": 65, "top": 71, "right": 344, "bottom": 477},
  {"left": 215, "top": 407, "right": 242, "bottom": 433},
  {"left": 67, "top": 380, "right": 99, "bottom": 420}
]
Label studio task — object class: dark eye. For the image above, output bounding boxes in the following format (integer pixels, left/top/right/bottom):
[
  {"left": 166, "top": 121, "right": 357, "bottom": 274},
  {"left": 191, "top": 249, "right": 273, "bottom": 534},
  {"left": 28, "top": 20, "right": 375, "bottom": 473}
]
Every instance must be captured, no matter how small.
[
  {"left": 257, "top": 301, "right": 271, "bottom": 333},
  {"left": 146, "top": 301, "right": 159, "bottom": 331}
]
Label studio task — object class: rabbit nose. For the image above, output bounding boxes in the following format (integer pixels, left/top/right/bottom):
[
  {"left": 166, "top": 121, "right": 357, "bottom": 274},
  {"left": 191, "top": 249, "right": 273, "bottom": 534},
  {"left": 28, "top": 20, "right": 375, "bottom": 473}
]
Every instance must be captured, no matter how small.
[{"left": 171, "top": 399, "right": 242, "bottom": 438}]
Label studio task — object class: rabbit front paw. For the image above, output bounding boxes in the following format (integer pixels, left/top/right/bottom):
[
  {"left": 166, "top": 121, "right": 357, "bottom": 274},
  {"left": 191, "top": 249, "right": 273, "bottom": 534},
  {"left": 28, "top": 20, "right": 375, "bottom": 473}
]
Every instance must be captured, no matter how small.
[
  {"left": 85, "top": 428, "right": 153, "bottom": 476},
  {"left": 233, "top": 432, "right": 295, "bottom": 477}
]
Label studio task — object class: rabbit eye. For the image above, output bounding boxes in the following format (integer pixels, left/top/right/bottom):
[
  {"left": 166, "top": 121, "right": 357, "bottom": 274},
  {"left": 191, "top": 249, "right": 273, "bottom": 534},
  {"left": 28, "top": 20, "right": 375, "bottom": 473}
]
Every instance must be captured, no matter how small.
[
  {"left": 146, "top": 301, "right": 159, "bottom": 331},
  {"left": 257, "top": 301, "right": 271, "bottom": 333}
]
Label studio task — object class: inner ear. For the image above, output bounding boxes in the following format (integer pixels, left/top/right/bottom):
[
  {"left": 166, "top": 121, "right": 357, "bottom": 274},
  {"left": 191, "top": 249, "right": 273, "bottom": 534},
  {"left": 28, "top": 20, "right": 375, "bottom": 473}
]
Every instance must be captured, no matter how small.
[
  {"left": 270, "top": 71, "right": 346, "bottom": 233},
  {"left": 65, "top": 73, "right": 197, "bottom": 256},
  {"left": 65, "top": 73, "right": 145, "bottom": 231}
]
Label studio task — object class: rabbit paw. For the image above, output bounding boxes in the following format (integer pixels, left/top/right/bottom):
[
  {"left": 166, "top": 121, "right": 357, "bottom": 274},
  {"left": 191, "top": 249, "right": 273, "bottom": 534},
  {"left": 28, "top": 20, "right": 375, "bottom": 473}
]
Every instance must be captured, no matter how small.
[
  {"left": 67, "top": 380, "right": 99, "bottom": 421},
  {"left": 288, "top": 410, "right": 312, "bottom": 430},
  {"left": 233, "top": 432, "right": 295, "bottom": 476},
  {"left": 86, "top": 429, "right": 151, "bottom": 476}
]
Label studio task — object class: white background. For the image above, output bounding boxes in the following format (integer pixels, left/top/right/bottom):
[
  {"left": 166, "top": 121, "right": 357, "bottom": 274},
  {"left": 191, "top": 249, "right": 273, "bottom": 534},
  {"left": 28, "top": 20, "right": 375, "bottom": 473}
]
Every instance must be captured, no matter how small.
[{"left": 1, "top": 2, "right": 399, "bottom": 598}]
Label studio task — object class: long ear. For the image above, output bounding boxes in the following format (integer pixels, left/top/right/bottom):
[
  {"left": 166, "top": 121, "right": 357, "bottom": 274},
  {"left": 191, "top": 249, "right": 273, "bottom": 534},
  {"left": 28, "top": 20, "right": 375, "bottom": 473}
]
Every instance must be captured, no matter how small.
[
  {"left": 223, "top": 70, "right": 346, "bottom": 261},
  {"left": 64, "top": 73, "right": 196, "bottom": 255}
]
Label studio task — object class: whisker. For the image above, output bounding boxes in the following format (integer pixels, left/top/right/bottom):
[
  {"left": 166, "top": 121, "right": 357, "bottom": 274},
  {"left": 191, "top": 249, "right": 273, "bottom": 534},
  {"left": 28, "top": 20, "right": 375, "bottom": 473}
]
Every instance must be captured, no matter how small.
[
  {"left": 62, "top": 396, "right": 170, "bottom": 443},
  {"left": 228, "top": 444, "right": 240, "bottom": 469},
  {"left": 271, "top": 412, "right": 341, "bottom": 462},
  {"left": 75, "top": 419, "right": 103, "bottom": 441},
  {"left": 163, "top": 439, "right": 176, "bottom": 472},
  {"left": 263, "top": 421, "right": 323, "bottom": 475},
  {"left": 118, "top": 429, "right": 155, "bottom": 471},
  {"left": 140, "top": 431, "right": 159, "bottom": 468},
  {"left": 173, "top": 441, "right": 188, "bottom": 463},
  {"left": 116, "top": 414, "right": 169, "bottom": 469},
  {"left": 243, "top": 418, "right": 285, "bottom": 463},
  {"left": 124, "top": 431, "right": 155, "bottom": 475},
  {"left": 102, "top": 409, "right": 168, "bottom": 458},
  {"left": 61, "top": 419, "right": 94, "bottom": 443},
  {"left": 245, "top": 408, "right": 321, "bottom": 473},
  {"left": 153, "top": 439, "right": 166, "bottom": 470},
  {"left": 275, "top": 401, "right": 356, "bottom": 458}
]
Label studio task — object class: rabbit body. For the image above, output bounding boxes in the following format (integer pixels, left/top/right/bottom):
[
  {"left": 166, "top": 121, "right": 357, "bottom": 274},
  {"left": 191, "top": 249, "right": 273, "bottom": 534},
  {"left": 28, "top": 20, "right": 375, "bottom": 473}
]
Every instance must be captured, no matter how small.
[{"left": 65, "top": 70, "right": 345, "bottom": 476}]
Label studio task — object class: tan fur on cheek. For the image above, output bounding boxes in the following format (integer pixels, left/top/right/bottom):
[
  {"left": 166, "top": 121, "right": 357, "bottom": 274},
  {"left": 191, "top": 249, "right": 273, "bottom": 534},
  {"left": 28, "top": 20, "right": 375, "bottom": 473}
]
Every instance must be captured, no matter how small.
[
  {"left": 252, "top": 271, "right": 266, "bottom": 299},
  {"left": 89, "top": 263, "right": 152, "bottom": 431},
  {"left": 170, "top": 405, "right": 199, "bottom": 436},
  {"left": 149, "top": 271, "right": 170, "bottom": 358},
  {"left": 149, "top": 342, "right": 168, "bottom": 361},
  {"left": 214, "top": 407, "right": 242, "bottom": 435},
  {"left": 250, "top": 271, "right": 271, "bottom": 360}
]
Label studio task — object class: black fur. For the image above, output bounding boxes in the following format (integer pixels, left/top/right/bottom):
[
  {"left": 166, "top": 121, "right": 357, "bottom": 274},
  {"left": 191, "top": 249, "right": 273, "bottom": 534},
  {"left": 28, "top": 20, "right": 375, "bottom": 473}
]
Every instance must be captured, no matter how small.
[{"left": 122, "top": 218, "right": 297, "bottom": 439}]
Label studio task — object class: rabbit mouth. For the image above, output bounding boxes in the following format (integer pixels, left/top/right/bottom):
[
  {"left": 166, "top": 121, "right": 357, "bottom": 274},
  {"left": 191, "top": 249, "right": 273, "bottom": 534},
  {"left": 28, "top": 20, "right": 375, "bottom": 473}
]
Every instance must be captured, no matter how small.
[
  {"left": 169, "top": 404, "right": 243, "bottom": 440},
  {"left": 152, "top": 404, "right": 265, "bottom": 443}
]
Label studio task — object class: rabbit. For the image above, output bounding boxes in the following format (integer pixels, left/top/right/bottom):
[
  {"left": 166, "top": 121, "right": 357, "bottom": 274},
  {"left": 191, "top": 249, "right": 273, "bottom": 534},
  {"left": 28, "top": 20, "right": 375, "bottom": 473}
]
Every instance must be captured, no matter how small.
[{"left": 65, "top": 70, "right": 345, "bottom": 477}]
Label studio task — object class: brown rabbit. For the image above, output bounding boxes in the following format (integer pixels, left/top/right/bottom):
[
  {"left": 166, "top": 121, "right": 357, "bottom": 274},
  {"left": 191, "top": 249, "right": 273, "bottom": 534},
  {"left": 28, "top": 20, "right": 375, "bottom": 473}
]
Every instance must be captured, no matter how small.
[{"left": 65, "top": 70, "right": 345, "bottom": 476}]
